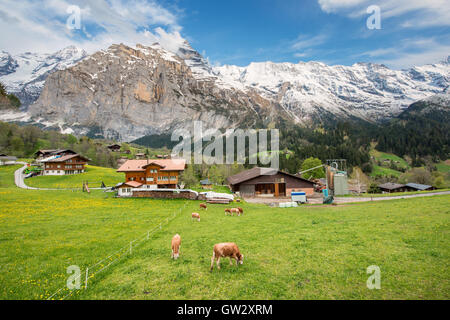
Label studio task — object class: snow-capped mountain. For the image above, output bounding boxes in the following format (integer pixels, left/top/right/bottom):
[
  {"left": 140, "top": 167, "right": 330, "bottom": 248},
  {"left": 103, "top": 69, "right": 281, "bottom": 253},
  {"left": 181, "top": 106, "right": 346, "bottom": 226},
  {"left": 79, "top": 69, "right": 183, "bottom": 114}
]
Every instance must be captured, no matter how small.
[
  {"left": 211, "top": 58, "right": 449, "bottom": 124},
  {"left": 0, "top": 40, "right": 448, "bottom": 141},
  {"left": 0, "top": 46, "right": 87, "bottom": 107}
]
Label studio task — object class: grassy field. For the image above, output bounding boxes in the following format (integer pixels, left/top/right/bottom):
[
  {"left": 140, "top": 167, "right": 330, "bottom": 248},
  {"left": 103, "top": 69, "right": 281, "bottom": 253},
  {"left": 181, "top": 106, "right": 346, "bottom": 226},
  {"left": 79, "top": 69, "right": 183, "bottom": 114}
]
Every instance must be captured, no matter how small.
[
  {"left": 436, "top": 160, "right": 450, "bottom": 174},
  {"left": 370, "top": 150, "right": 410, "bottom": 169},
  {"left": 370, "top": 165, "right": 403, "bottom": 178},
  {"left": 0, "top": 165, "right": 449, "bottom": 300},
  {"left": 190, "top": 185, "right": 232, "bottom": 194},
  {"left": 25, "top": 165, "right": 123, "bottom": 189}
]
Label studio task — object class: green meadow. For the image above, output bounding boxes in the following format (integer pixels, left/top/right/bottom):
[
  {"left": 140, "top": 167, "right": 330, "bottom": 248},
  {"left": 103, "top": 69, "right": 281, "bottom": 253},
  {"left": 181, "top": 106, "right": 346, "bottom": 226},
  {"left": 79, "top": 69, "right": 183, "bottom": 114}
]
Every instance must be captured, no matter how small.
[
  {"left": 0, "top": 165, "right": 449, "bottom": 300},
  {"left": 25, "top": 165, "right": 123, "bottom": 189}
]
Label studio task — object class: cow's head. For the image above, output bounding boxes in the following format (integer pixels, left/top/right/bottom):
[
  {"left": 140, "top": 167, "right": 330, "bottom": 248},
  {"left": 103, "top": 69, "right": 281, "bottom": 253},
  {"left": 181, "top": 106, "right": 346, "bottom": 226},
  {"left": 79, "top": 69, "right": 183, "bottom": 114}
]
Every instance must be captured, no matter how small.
[
  {"left": 173, "top": 253, "right": 179, "bottom": 260},
  {"left": 238, "top": 253, "right": 244, "bottom": 265}
]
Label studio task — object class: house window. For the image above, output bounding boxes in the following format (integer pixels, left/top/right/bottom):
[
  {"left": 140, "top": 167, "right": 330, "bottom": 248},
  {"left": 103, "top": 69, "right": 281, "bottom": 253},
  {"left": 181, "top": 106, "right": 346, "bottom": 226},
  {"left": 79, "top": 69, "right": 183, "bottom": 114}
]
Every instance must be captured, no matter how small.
[
  {"left": 147, "top": 177, "right": 154, "bottom": 182},
  {"left": 130, "top": 177, "right": 135, "bottom": 181},
  {"left": 57, "top": 165, "right": 61, "bottom": 168},
  {"left": 170, "top": 176, "right": 177, "bottom": 180}
]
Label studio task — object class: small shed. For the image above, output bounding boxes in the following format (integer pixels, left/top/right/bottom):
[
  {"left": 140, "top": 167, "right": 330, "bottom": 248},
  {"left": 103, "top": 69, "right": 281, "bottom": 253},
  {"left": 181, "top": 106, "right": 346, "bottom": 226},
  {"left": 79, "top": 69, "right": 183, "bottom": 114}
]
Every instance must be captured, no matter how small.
[
  {"left": 200, "top": 178, "right": 213, "bottom": 189},
  {"left": 0, "top": 155, "right": 17, "bottom": 165}
]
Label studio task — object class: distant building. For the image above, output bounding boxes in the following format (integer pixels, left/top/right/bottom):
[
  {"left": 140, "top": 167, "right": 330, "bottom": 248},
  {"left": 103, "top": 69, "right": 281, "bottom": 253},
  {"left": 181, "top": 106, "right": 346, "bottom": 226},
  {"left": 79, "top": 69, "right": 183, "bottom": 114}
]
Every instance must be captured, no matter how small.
[
  {"left": 34, "top": 149, "right": 77, "bottom": 160},
  {"left": 0, "top": 155, "right": 17, "bottom": 165},
  {"left": 107, "top": 144, "right": 121, "bottom": 152},
  {"left": 378, "top": 183, "right": 413, "bottom": 193},
  {"left": 227, "top": 167, "right": 315, "bottom": 197},
  {"left": 200, "top": 178, "right": 213, "bottom": 189},
  {"left": 40, "top": 154, "right": 89, "bottom": 175},
  {"left": 405, "top": 183, "right": 434, "bottom": 191},
  {"left": 135, "top": 153, "right": 146, "bottom": 159}
]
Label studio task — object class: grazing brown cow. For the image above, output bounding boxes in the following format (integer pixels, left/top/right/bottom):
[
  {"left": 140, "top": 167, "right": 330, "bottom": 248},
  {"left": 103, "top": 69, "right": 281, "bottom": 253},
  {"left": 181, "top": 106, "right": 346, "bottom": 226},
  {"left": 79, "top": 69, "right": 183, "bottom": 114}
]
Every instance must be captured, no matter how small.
[
  {"left": 237, "top": 207, "right": 244, "bottom": 215},
  {"left": 225, "top": 208, "right": 232, "bottom": 216},
  {"left": 192, "top": 212, "right": 201, "bottom": 222},
  {"left": 210, "top": 243, "right": 244, "bottom": 271},
  {"left": 230, "top": 208, "right": 240, "bottom": 216},
  {"left": 200, "top": 203, "right": 207, "bottom": 210},
  {"left": 171, "top": 234, "right": 181, "bottom": 260}
]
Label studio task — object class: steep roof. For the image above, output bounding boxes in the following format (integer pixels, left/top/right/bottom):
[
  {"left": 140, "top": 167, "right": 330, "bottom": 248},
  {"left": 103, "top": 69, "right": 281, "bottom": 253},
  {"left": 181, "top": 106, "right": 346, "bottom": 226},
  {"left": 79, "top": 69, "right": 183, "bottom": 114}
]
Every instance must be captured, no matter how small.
[
  {"left": 117, "top": 159, "right": 186, "bottom": 172},
  {"left": 227, "top": 167, "right": 314, "bottom": 185}
]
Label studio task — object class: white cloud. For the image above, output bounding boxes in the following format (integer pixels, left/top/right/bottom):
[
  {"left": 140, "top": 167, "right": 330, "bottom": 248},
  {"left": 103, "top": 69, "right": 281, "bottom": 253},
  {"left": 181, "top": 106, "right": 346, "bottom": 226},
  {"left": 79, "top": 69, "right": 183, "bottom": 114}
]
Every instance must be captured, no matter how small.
[
  {"left": 291, "top": 34, "right": 327, "bottom": 50},
  {"left": 0, "top": 0, "right": 185, "bottom": 54},
  {"left": 317, "top": 0, "right": 450, "bottom": 28},
  {"left": 356, "top": 37, "right": 450, "bottom": 69}
]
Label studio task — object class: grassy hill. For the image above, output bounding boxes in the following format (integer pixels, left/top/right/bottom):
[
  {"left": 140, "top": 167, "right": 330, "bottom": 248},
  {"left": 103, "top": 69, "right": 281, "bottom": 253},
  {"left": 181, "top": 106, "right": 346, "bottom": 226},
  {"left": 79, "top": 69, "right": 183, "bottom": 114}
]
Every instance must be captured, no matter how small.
[
  {"left": 370, "top": 150, "right": 410, "bottom": 170},
  {"left": 25, "top": 165, "right": 123, "bottom": 189},
  {"left": 436, "top": 160, "right": 450, "bottom": 174},
  {"left": 370, "top": 165, "right": 403, "bottom": 178},
  {"left": 0, "top": 165, "right": 448, "bottom": 300}
]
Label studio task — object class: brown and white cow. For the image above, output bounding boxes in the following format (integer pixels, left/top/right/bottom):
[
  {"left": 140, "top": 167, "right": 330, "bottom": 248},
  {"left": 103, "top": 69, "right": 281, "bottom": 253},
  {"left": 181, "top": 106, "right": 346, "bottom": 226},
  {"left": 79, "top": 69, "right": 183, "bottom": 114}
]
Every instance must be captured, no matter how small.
[
  {"left": 171, "top": 234, "right": 181, "bottom": 260},
  {"left": 230, "top": 208, "right": 240, "bottom": 216},
  {"left": 200, "top": 203, "right": 207, "bottom": 210},
  {"left": 192, "top": 212, "right": 201, "bottom": 222},
  {"left": 210, "top": 243, "right": 244, "bottom": 271}
]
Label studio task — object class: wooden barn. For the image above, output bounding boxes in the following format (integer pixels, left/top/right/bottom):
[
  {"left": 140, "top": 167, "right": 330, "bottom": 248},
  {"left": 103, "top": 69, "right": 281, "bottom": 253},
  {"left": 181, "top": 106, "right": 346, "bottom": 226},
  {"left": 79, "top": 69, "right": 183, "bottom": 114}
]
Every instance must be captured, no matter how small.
[{"left": 227, "top": 167, "right": 315, "bottom": 197}]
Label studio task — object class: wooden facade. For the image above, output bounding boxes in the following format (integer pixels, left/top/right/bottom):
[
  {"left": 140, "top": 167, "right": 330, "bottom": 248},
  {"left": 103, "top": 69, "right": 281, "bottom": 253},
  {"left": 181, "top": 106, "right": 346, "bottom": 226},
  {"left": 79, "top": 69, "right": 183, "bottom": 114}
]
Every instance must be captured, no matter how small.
[
  {"left": 42, "top": 154, "right": 89, "bottom": 175},
  {"left": 228, "top": 167, "right": 315, "bottom": 197},
  {"left": 117, "top": 159, "right": 186, "bottom": 189}
]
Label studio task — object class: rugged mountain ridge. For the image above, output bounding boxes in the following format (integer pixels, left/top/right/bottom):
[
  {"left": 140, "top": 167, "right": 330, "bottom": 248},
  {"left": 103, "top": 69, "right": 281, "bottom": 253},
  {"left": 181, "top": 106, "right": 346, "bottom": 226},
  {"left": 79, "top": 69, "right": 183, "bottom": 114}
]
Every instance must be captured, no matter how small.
[
  {"left": 28, "top": 43, "right": 284, "bottom": 140},
  {"left": 1, "top": 41, "right": 449, "bottom": 142},
  {"left": 213, "top": 57, "right": 449, "bottom": 124}
]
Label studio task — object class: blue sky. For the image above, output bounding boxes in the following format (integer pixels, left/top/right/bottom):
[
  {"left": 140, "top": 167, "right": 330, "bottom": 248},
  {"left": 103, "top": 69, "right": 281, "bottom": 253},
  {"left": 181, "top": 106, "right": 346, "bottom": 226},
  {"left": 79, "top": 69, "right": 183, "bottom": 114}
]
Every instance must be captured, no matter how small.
[{"left": 0, "top": 0, "right": 449, "bottom": 69}]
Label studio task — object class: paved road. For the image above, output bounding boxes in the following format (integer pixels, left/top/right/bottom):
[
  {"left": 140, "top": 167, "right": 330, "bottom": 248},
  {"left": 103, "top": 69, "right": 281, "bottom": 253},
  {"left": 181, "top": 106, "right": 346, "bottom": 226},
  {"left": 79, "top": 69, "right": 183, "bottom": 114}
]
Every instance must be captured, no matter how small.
[
  {"left": 245, "top": 190, "right": 450, "bottom": 205},
  {"left": 14, "top": 162, "right": 38, "bottom": 190},
  {"left": 314, "top": 191, "right": 450, "bottom": 204},
  {"left": 14, "top": 163, "right": 110, "bottom": 191}
]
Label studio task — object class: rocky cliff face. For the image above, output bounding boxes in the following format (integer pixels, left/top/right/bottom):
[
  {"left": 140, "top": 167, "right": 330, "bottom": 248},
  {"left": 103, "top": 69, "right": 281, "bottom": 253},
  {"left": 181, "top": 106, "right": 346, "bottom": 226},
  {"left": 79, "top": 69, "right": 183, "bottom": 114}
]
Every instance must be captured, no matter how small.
[{"left": 28, "top": 43, "right": 284, "bottom": 140}]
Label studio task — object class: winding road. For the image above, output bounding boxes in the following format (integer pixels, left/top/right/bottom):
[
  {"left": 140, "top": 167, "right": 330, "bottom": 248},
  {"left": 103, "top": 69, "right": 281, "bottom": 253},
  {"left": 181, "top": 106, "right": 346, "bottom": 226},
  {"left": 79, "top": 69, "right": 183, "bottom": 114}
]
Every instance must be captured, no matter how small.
[
  {"left": 14, "top": 163, "right": 106, "bottom": 191},
  {"left": 13, "top": 163, "right": 450, "bottom": 201}
]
